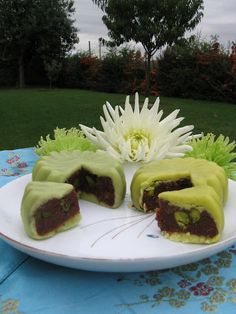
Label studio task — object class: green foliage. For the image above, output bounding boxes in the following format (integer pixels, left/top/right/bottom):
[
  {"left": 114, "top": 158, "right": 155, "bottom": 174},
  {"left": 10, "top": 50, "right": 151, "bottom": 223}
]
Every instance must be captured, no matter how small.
[
  {"left": 169, "top": 34, "right": 213, "bottom": 56},
  {"left": 61, "top": 52, "right": 102, "bottom": 89},
  {"left": 185, "top": 133, "right": 236, "bottom": 179},
  {"left": 93, "top": 0, "right": 204, "bottom": 94},
  {"left": 44, "top": 59, "right": 63, "bottom": 88},
  {"left": 157, "top": 36, "right": 236, "bottom": 102},
  {"left": 35, "top": 127, "right": 97, "bottom": 156},
  {"left": 61, "top": 48, "right": 146, "bottom": 93},
  {"left": 100, "top": 47, "right": 145, "bottom": 93},
  {"left": 95, "top": 0, "right": 204, "bottom": 51},
  {"left": 92, "top": 0, "right": 108, "bottom": 10},
  {"left": 0, "top": 0, "right": 78, "bottom": 87}
]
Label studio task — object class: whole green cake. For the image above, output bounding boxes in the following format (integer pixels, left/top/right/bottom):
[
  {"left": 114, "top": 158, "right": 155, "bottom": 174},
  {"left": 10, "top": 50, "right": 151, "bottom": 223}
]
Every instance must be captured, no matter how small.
[
  {"left": 32, "top": 150, "right": 126, "bottom": 208},
  {"left": 21, "top": 181, "right": 81, "bottom": 240},
  {"left": 130, "top": 157, "right": 228, "bottom": 244}
]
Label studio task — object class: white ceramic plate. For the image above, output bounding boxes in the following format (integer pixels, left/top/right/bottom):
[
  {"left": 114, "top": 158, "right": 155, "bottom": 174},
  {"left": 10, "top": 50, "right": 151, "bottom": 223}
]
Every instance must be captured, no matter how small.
[{"left": 0, "top": 171, "right": 236, "bottom": 273}]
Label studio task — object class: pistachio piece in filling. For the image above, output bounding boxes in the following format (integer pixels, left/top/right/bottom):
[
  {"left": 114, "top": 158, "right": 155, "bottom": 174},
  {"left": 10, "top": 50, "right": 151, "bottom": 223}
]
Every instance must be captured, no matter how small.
[
  {"left": 35, "top": 190, "right": 79, "bottom": 236},
  {"left": 157, "top": 200, "right": 218, "bottom": 238},
  {"left": 174, "top": 211, "right": 190, "bottom": 229},
  {"left": 174, "top": 208, "right": 201, "bottom": 229}
]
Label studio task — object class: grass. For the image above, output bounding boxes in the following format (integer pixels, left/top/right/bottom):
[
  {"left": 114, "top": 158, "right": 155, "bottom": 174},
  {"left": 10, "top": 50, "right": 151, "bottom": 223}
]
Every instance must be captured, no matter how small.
[{"left": 0, "top": 88, "right": 236, "bottom": 150}]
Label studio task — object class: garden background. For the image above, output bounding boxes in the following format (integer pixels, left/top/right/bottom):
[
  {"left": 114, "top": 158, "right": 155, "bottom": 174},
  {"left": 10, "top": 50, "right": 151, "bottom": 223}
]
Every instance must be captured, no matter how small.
[{"left": 1, "top": 39, "right": 236, "bottom": 104}]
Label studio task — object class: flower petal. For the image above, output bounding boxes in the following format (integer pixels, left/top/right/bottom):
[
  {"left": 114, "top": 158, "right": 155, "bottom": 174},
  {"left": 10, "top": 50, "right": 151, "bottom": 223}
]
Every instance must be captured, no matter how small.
[{"left": 80, "top": 93, "right": 197, "bottom": 163}]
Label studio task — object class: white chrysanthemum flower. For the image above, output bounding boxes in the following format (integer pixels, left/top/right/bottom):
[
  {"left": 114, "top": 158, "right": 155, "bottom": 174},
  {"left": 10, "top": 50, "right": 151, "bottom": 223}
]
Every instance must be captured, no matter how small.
[{"left": 80, "top": 93, "right": 196, "bottom": 163}]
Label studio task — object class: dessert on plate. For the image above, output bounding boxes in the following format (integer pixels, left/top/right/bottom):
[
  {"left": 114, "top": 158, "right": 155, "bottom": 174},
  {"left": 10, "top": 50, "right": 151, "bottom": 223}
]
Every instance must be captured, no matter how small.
[
  {"left": 130, "top": 157, "right": 228, "bottom": 243},
  {"left": 32, "top": 150, "right": 126, "bottom": 208},
  {"left": 157, "top": 185, "right": 224, "bottom": 244},
  {"left": 21, "top": 181, "right": 80, "bottom": 240}
]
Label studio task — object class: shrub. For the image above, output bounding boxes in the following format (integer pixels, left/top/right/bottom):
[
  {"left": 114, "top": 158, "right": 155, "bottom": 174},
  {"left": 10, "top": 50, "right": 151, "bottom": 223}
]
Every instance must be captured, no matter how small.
[{"left": 157, "top": 37, "right": 236, "bottom": 103}]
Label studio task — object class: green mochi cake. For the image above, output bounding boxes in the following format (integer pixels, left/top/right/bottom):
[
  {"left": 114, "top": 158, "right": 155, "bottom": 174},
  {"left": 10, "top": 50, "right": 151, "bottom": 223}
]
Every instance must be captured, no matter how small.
[
  {"left": 21, "top": 181, "right": 81, "bottom": 240},
  {"left": 130, "top": 157, "right": 228, "bottom": 244},
  {"left": 157, "top": 186, "right": 224, "bottom": 244},
  {"left": 32, "top": 150, "right": 126, "bottom": 208}
]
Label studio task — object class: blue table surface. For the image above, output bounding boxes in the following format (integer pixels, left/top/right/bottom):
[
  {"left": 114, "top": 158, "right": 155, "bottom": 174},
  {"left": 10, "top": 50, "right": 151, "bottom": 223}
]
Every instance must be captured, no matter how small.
[{"left": 0, "top": 147, "right": 236, "bottom": 314}]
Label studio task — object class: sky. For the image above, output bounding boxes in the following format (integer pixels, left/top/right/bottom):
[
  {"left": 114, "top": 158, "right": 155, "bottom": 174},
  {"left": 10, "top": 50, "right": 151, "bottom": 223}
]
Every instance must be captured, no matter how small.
[{"left": 74, "top": 0, "right": 236, "bottom": 56}]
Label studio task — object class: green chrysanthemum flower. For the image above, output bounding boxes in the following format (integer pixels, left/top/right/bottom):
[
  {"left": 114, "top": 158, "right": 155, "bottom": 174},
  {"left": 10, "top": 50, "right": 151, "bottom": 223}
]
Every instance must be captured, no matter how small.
[
  {"left": 35, "top": 127, "right": 97, "bottom": 156},
  {"left": 185, "top": 133, "right": 236, "bottom": 180}
]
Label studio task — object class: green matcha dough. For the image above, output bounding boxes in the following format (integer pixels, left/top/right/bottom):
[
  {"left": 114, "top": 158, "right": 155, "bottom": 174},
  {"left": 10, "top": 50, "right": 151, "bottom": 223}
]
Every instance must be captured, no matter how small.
[
  {"left": 32, "top": 150, "right": 126, "bottom": 208},
  {"left": 21, "top": 181, "right": 81, "bottom": 240},
  {"left": 130, "top": 157, "right": 228, "bottom": 244},
  {"left": 131, "top": 157, "right": 227, "bottom": 212}
]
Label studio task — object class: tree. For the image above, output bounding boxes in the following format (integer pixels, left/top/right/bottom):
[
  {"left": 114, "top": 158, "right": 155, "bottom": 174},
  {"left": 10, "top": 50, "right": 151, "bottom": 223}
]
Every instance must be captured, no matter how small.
[
  {"left": 93, "top": 0, "right": 204, "bottom": 95},
  {"left": 44, "top": 59, "right": 62, "bottom": 89},
  {"left": 0, "top": 0, "right": 78, "bottom": 88}
]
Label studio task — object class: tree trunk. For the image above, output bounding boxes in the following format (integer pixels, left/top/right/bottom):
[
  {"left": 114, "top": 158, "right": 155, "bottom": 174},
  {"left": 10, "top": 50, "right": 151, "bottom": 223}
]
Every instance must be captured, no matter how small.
[
  {"left": 145, "top": 52, "right": 151, "bottom": 96},
  {"left": 18, "top": 48, "right": 25, "bottom": 88}
]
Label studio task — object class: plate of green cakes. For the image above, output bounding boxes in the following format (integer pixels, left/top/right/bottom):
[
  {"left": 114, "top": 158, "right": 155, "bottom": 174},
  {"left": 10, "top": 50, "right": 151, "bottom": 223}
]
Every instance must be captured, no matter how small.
[{"left": 0, "top": 167, "right": 236, "bottom": 273}]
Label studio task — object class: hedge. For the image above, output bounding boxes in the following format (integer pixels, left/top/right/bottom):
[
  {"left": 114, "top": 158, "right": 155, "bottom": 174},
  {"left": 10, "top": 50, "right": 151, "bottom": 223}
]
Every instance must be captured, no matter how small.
[
  {"left": 0, "top": 46, "right": 235, "bottom": 103},
  {"left": 157, "top": 49, "right": 236, "bottom": 103}
]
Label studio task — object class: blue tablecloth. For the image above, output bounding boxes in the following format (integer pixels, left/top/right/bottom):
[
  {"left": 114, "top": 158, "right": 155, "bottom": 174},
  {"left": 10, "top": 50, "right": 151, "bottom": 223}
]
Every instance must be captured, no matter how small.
[{"left": 0, "top": 148, "right": 236, "bottom": 314}]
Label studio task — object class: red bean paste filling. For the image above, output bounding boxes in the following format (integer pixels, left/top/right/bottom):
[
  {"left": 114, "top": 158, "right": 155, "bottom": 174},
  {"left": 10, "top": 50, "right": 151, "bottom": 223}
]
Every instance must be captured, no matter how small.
[
  {"left": 142, "top": 178, "right": 192, "bottom": 211},
  {"left": 66, "top": 168, "right": 115, "bottom": 206},
  {"left": 35, "top": 190, "right": 79, "bottom": 236},
  {"left": 156, "top": 200, "right": 218, "bottom": 238}
]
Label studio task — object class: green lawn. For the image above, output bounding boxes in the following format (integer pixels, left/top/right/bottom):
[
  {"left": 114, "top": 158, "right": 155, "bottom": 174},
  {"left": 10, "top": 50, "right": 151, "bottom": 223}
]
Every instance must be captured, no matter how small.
[{"left": 0, "top": 88, "right": 235, "bottom": 150}]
